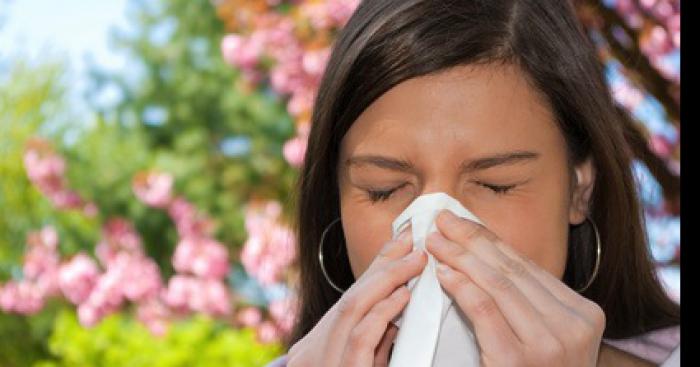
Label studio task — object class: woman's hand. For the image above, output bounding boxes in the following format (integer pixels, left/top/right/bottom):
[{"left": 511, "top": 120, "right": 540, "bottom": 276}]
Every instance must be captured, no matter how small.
[
  {"left": 287, "top": 228, "right": 427, "bottom": 367},
  {"left": 426, "top": 209, "right": 606, "bottom": 367}
]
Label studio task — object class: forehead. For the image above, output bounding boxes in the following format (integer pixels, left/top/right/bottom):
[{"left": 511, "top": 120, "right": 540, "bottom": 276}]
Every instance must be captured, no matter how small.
[{"left": 340, "top": 63, "right": 561, "bottom": 161}]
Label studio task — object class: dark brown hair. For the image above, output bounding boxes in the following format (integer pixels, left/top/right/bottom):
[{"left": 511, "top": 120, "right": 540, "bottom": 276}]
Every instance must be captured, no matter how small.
[{"left": 287, "top": 0, "right": 680, "bottom": 348}]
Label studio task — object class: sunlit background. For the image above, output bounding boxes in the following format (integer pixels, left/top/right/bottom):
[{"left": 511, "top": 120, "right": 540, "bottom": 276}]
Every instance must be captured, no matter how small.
[{"left": 0, "top": 0, "right": 679, "bottom": 365}]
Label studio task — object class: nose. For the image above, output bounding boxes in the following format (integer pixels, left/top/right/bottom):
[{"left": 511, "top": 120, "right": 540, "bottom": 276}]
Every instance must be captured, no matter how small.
[{"left": 419, "top": 186, "right": 462, "bottom": 204}]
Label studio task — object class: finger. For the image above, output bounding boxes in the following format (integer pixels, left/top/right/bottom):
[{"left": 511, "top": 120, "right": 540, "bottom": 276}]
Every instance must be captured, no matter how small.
[
  {"left": 426, "top": 231, "right": 553, "bottom": 346},
  {"left": 341, "top": 286, "right": 410, "bottom": 367},
  {"left": 493, "top": 240, "right": 604, "bottom": 326},
  {"left": 436, "top": 263, "right": 522, "bottom": 365},
  {"left": 435, "top": 210, "right": 597, "bottom": 316},
  {"left": 327, "top": 247, "right": 426, "bottom": 350},
  {"left": 366, "top": 226, "right": 414, "bottom": 271},
  {"left": 373, "top": 323, "right": 399, "bottom": 367},
  {"left": 434, "top": 210, "right": 595, "bottom": 330},
  {"left": 435, "top": 214, "right": 576, "bottom": 322}
]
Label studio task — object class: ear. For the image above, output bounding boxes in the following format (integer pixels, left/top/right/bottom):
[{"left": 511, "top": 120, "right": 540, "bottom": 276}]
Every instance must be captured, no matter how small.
[{"left": 568, "top": 156, "right": 596, "bottom": 225}]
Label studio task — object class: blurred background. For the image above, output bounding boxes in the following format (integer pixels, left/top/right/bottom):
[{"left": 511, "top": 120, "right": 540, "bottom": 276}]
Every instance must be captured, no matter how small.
[{"left": 0, "top": 0, "right": 679, "bottom": 366}]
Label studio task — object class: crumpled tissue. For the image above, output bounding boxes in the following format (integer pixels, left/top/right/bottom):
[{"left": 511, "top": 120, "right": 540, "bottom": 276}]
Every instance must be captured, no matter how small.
[{"left": 388, "top": 192, "right": 484, "bottom": 367}]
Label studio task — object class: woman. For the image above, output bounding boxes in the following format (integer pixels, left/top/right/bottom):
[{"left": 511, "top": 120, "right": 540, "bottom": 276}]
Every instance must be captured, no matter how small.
[{"left": 267, "top": 0, "right": 681, "bottom": 365}]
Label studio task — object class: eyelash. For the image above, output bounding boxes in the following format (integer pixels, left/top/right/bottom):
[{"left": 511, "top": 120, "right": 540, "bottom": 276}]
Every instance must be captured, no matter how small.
[
  {"left": 479, "top": 183, "right": 517, "bottom": 195},
  {"left": 365, "top": 182, "right": 516, "bottom": 203},
  {"left": 366, "top": 183, "right": 407, "bottom": 203}
]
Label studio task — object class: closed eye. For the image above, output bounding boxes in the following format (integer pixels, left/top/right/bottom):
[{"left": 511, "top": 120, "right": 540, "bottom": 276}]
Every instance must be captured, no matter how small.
[
  {"left": 364, "top": 183, "right": 408, "bottom": 203},
  {"left": 476, "top": 182, "right": 517, "bottom": 195},
  {"left": 364, "top": 181, "right": 519, "bottom": 203}
]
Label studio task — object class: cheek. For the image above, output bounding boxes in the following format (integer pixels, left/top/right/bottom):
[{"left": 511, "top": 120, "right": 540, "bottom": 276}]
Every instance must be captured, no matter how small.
[
  {"left": 340, "top": 203, "right": 395, "bottom": 279},
  {"left": 493, "top": 189, "right": 571, "bottom": 279},
  {"left": 501, "top": 209, "right": 569, "bottom": 279}
]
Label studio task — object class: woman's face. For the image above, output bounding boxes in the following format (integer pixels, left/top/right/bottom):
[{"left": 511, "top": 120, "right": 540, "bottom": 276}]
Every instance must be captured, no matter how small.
[{"left": 337, "top": 63, "right": 595, "bottom": 280}]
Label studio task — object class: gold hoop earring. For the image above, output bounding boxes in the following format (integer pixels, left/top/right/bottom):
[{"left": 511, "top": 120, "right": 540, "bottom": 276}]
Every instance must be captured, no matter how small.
[
  {"left": 576, "top": 215, "right": 601, "bottom": 293},
  {"left": 318, "top": 217, "right": 347, "bottom": 294}
]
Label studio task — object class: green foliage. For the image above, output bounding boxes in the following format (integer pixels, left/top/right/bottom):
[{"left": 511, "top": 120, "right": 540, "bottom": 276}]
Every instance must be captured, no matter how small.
[
  {"left": 0, "top": 299, "right": 66, "bottom": 367},
  {"left": 36, "top": 309, "right": 283, "bottom": 367},
  {"left": 88, "top": 0, "right": 300, "bottom": 250},
  {"left": 0, "top": 60, "right": 100, "bottom": 280},
  {"left": 1, "top": 0, "right": 299, "bottom": 363}
]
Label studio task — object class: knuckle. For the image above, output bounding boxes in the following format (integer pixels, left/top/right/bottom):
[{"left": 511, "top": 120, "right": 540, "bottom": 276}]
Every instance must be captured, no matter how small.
[
  {"left": 392, "top": 286, "right": 410, "bottom": 303},
  {"left": 533, "top": 337, "right": 566, "bottom": 363},
  {"left": 335, "top": 293, "right": 360, "bottom": 318},
  {"left": 443, "top": 241, "right": 467, "bottom": 260},
  {"left": 470, "top": 296, "right": 499, "bottom": 318},
  {"left": 502, "top": 351, "right": 525, "bottom": 367},
  {"left": 576, "top": 298, "right": 606, "bottom": 333},
  {"left": 441, "top": 268, "right": 468, "bottom": 291},
  {"left": 461, "top": 224, "right": 483, "bottom": 242},
  {"left": 452, "top": 274, "right": 472, "bottom": 292},
  {"left": 489, "top": 272, "right": 516, "bottom": 292},
  {"left": 442, "top": 245, "right": 463, "bottom": 260},
  {"left": 376, "top": 247, "right": 392, "bottom": 261},
  {"left": 348, "top": 325, "right": 369, "bottom": 351},
  {"left": 501, "top": 256, "right": 529, "bottom": 278},
  {"left": 587, "top": 301, "right": 607, "bottom": 331},
  {"left": 375, "top": 240, "right": 401, "bottom": 261},
  {"left": 565, "top": 314, "right": 595, "bottom": 348}
]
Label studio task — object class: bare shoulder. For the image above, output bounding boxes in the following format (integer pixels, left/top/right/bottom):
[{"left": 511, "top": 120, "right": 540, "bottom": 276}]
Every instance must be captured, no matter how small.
[{"left": 597, "top": 344, "right": 656, "bottom": 367}]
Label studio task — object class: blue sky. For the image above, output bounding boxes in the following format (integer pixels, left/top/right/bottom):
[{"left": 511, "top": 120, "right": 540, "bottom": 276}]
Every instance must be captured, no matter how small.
[{"left": 1, "top": 0, "right": 132, "bottom": 117}]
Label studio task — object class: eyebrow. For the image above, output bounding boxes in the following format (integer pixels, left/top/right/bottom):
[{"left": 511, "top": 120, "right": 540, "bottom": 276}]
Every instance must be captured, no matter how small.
[{"left": 345, "top": 151, "right": 540, "bottom": 174}]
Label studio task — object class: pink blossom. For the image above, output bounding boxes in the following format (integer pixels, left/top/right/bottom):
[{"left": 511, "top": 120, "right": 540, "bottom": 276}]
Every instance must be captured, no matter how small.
[
  {"left": 641, "top": 26, "right": 673, "bottom": 56},
  {"left": 650, "top": 135, "right": 674, "bottom": 157},
  {"left": 168, "top": 197, "right": 216, "bottom": 238},
  {"left": 194, "top": 278, "right": 231, "bottom": 316},
  {"left": 74, "top": 249, "right": 162, "bottom": 327},
  {"left": 132, "top": 171, "right": 174, "bottom": 208},
  {"left": 83, "top": 202, "right": 99, "bottom": 217},
  {"left": 244, "top": 201, "right": 282, "bottom": 234},
  {"left": 268, "top": 295, "right": 297, "bottom": 334},
  {"left": 283, "top": 134, "right": 307, "bottom": 167},
  {"left": 287, "top": 88, "right": 315, "bottom": 117},
  {"left": 75, "top": 251, "right": 162, "bottom": 328},
  {"left": 256, "top": 320, "right": 281, "bottom": 344},
  {"left": 221, "top": 33, "right": 264, "bottom": 70},
  {"left": 162, "top": 275, "right": 231, "bottom": 316},
  {"left": 270, "top": 57, "right": 305, "bottom": 96},
  {"left": 48, "top": 190, "right": 84, "bottom": 209},
  {"left": 58, "top": 253, "right": 100, "bottom": 304},
  {"left": 0, "top": 281, "right": 45, "bottom": 315},
  {"left": 241, "top": 201, "right": 296, "bottom": 285},
  {"left": 95, "top": 218, "right": 144, "bottom": 267},
  {"left": 612, "top": 79, "right": 644, "bottom": 111},
  {"left": 23, "top": 226, "right": 60, "bottom": 280},
  {"left": 302, "top": 48, "right": 330, "bottom": 79},
  {"left": 21, "top": 227, "right": 61, "bottom": 298},
  {"left": 236, "top": 306, "right": 263, "bottom": 327},
  {"left": 668, "top": 14, "right": 680, "bottom": 48},
  {"left": 136, "top": 298, "right": 171, "bottom": 336},
  {"left": 172, "top": 237, "right": 230, "bottom": 280},
  {"left": 77, "top": 267, "right": 126, "bottom": 326},
  {"left": 23, "top": 138, "right": 90, "bottom": 211},
  {"left": 220, "top": 3, "right": 359, "bottom": 123},
  {"left": 116, "top": 253, "right": 163, "bottom": 302},
  {"left": 0, "top": 226, "right": 64, "bottom": 315},
  {"left": 326, "top": 0, "right": 360, "bottom": 28}
]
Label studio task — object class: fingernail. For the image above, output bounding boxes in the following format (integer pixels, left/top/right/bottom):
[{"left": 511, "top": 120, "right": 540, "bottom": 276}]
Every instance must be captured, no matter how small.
[
  {"left": 427, "top": 232, "right": 445, "bottom": 248},
  {"left": 398, "top": 229, "right": 411, "bottom": 243},
  {"left": 437, "top": 263, "right": 451, "bottom": 274},
  {"left": 404, "top": 248, "right": 423, "bottom": 260},
  {"left": 437, "top": 209, "right": 458, "bottom": 225}
]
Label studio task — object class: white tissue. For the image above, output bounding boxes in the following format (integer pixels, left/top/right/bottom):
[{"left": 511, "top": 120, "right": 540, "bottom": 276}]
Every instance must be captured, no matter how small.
[{"left": 388, "top": 192, "right": 482, "bottom": 367}]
